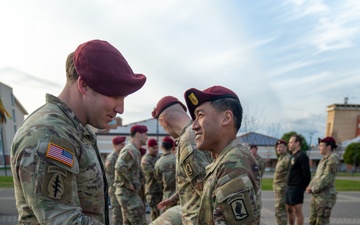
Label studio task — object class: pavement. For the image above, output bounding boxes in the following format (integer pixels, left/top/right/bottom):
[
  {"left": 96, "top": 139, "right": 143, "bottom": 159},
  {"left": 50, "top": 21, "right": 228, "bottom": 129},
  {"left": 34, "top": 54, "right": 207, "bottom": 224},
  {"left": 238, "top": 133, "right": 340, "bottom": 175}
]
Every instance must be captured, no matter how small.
[{"left": 1, "top": 188, "right": 360, "bottom": 225}]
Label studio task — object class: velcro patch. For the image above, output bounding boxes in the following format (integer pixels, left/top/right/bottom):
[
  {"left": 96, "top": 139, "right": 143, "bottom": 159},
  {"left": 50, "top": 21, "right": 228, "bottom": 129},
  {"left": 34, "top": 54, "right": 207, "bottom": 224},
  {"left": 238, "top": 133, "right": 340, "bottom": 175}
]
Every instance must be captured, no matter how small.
[{"left": 46, "top": 143, "right": 74, "bottom": 167}]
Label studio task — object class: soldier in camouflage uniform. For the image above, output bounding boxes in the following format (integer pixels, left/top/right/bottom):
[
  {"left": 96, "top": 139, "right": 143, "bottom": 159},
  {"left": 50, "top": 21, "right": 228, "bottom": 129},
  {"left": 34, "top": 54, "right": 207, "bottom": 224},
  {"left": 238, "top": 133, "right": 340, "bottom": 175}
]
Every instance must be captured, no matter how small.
[
  {"left": 114, "top": 125, "right": 148, "bottom": 225},
  {"left": 306, "top": 137, "right": 340, "bottom": 225},
  {"left": 105, "top": 136, "right": 126, "bottom": 225},
  {"left": 141, "top": 138, "right": 162, "bottom": 221},
  {"left": 10, "top": 39, "right": 146, "bottom": 224},
  {"left": 155, "top": 136, "right": 176, "bottom": 201},
  {"left": 250, "top": 144, "right": 266, "bottom": 178},
  {"left": 151, "top": 96, "right": 212, "bottom": 225},
  {"left": 184, "top": 85, "right": 262, "bottom": 224},
  {"left": 273, "top": 140, "right": 291, "bottom": 225}
]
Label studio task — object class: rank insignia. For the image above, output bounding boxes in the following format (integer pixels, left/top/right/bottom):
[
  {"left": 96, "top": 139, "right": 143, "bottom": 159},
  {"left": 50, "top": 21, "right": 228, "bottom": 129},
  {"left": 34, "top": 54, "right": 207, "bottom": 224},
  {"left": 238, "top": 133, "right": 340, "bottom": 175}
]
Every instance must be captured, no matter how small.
[
  {"left": 230, "top": 198, "right": 248, "bottom": 220},
  {"left": 187, "top": 93, "right": 199, "bottom": 106},
  {"left": 46, "top": 143, "right": 74, "bottom": 167}
]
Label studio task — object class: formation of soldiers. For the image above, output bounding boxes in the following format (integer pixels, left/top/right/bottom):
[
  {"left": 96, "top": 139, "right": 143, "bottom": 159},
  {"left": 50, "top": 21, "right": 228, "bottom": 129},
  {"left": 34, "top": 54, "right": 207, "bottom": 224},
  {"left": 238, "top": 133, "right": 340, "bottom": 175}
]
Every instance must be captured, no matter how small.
[{"left": 9, "top": 39, "right": 341, "bottom": 225}]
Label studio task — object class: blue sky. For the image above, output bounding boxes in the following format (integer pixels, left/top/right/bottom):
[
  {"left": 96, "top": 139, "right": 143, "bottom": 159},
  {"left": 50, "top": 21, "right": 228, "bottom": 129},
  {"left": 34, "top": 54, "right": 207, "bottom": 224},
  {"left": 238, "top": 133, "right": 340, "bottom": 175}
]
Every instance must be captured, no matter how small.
[{"left": 0, "top": 0, "right": 359, "bottom": 144}]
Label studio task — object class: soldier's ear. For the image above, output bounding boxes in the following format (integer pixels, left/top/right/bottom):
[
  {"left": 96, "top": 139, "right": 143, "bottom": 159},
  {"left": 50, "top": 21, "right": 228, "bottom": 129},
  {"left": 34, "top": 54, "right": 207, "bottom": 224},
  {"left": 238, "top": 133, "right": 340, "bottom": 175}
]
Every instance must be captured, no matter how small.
[{"left": 222, "top": 110, "right": 233, "bottom": 126}]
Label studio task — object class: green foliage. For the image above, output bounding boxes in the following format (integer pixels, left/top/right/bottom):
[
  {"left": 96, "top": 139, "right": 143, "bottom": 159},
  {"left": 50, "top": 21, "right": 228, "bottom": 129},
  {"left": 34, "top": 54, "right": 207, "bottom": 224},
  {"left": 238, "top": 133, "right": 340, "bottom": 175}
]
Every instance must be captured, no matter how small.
[
  {"left": 343, "top": 143, "right": 360, "bottom": 167},
  {"left": 280, "top": 131, "right": 309, "bottom": 151},
  {"left": 0, "top": 176, "right": 14, "bottom": 188},
  {"left": 261, "top": 178, "right": 360, "bottom": 191}
]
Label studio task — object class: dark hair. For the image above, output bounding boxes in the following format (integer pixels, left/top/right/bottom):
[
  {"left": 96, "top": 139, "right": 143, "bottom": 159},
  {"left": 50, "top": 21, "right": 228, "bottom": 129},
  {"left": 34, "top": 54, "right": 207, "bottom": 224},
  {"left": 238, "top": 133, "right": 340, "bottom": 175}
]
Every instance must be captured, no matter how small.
[
  {"left": 65, "top": 52, "right": 79, "bottom": 81},
  {"left": 162, "top": 142, "right": 173, "bottom": 151},
  {"left": 325, "top": 142, "right": 338, "bottom": 150},
  {"left": 250, "top": 144, "right": 257, "bottom": 149},
  {"left": 211, "top": 98, "right": 242, "bottom": 131},
  {"left": 291, "top": 134, "right": 303, "bottom": 145}
]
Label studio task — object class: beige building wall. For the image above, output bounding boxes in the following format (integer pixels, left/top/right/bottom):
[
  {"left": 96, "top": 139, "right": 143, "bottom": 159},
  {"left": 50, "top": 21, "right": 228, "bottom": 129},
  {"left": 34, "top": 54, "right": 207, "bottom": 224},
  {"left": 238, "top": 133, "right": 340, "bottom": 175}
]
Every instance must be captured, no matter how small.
[{"left": 326, "top": 103, "right": 360, "bottom": 143}]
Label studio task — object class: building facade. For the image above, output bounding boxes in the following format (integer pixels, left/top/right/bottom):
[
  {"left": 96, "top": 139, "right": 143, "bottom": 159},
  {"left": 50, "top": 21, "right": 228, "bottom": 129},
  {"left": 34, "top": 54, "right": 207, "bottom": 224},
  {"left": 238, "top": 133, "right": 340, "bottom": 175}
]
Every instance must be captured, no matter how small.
[{"left": 0, "top": 82, "right": 28, "bottom": 166}]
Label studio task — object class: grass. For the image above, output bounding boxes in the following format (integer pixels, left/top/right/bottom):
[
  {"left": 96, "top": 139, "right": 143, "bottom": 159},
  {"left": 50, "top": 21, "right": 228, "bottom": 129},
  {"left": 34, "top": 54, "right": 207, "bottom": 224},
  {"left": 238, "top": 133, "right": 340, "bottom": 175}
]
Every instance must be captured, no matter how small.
[
  {"left": 0, "top": 176, "right": 14, "bottom": 188},
  {"left": 262, "top": 178, "right": 360, "bottom": 191}
]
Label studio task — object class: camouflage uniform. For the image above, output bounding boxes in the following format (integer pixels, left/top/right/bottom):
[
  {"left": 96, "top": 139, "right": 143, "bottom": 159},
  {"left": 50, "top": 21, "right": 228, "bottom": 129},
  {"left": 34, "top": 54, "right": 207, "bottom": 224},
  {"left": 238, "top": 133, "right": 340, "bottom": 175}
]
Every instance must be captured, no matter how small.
[
  {"left": 175, "top": 122, "right": 212, "bottom": 224},
  {"left": 141, "top": 153, "right": 162, "bottom": 221},
  {"left": 105, "top": 151, "right": 122, "bottom": 225},
  {"left": 154, "top": 152, "right": 176, "bottom": 201},
  {"left": 114, "top": 142, "right": 147, "bottom": 225},
  {"left": 308, "top": 152, "right": 340, "bottom": 225},
  {"left": 10, "top": 94, "right": 109, "bottom": 224},
  {"left": 198, "top": 138, "right": 261, "bottom": 224},
  {"left": 254, "top": 153, "right": 266, "bottom": 178},
  {"left": 151, "top": 121, "right": 211, "bottom": 225},
  {"left": 150, "top": 205, "right": 183, "bottom": 225},
  {"left": 273, "top": 153, "right": 291, "bottom": 225}
]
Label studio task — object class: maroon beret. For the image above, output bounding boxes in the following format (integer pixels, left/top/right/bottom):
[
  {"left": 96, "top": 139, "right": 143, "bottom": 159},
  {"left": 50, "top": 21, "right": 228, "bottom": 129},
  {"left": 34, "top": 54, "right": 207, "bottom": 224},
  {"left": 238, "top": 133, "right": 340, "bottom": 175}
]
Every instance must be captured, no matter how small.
[
  {"left": 152, "top": 96, "right": 187, "bottom": 118},
  {"left": 148, "top": 138, "right": 158, "bottom": 147},
  {"left": 275, "top": 140, "right": 287, "bottom": 146},
  {"left": 184, "top": 85, "right": 239, "bottom": 120},
  {"left": 74, "top": 39, "right": 146, "bottom": 97},
  {"left": 130, "top": 125, "right": 148, "bottom": 134},
  {"left": 112, "top": 136, "right": 126, "bottom": 145},
  {"left": 318, "top": 136, "right": 336, "bottom": 144},
  {"left": 139, "top": 147, "right": 147, "bottom": 156},
  {"left": 162, "top": 136, "right": 175, "bottom": 147}
]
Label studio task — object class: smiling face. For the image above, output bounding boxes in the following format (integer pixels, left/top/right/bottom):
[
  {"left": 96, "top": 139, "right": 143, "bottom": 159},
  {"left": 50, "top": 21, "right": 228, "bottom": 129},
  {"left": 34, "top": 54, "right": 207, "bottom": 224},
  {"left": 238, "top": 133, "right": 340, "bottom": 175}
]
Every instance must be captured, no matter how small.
[{"left": 192, "top": 102, "right": 223, "bottom": 152}]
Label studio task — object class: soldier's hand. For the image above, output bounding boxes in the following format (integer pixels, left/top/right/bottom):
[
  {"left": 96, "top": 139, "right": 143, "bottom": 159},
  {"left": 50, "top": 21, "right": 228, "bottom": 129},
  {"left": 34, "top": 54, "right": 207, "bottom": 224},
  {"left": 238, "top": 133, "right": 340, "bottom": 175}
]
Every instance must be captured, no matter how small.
[
  {"left": 305, "top": 186, "right": 312, "bottom": 194},
  {"left": 128, "top": 183, "right": 135, "bottom": 192}
]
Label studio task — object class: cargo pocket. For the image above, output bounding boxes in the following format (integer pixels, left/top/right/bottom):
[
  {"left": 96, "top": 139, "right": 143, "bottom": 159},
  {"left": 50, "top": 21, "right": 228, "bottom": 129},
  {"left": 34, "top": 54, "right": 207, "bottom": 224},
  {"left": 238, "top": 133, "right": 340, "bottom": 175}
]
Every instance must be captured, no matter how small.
[{"left": 215, "top": 175, "right": 260, "bottom": 224}]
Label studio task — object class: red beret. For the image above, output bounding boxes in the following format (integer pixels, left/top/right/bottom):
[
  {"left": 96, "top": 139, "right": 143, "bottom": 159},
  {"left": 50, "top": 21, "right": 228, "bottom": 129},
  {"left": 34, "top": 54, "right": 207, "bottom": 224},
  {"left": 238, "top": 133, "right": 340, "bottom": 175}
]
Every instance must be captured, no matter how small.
[
  {"left": 130, "top": 125, "right": 148, "bottom": 134},
  {"left": 74, "top": 39, "right": 146, "bottom": 97},
  {"left": 112, "top": 136, "right": 126, "bottom": 145},
  {"left": 148, "top": 138, "right": 158, "bottom": 147},
  {"left": 152, "top": 96, "right": 187, "bottom": 118},
  {"left": 276, "top": 140, "right": 287, "bottom": 146},
  {"left": 139, "top": 147, "right": 147, "bottom": 156},
  {"left": 184, "top": 85, "right": 239, "bottom": 120},
  {"left": 162, "top": 136, "right": 175, "bottom": 147},
  {"left": 318, "top": 136, "right": 336, "bottom": 144}
]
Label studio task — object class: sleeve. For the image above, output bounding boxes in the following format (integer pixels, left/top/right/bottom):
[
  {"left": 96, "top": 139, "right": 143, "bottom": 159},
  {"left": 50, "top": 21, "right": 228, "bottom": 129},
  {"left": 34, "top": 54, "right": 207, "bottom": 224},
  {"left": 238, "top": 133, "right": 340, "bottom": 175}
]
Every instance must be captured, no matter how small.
[
  {"left": 104, "top": 155, "right": 115, "bottom": 187},
  {"left": 115, "top": 150, "right": 134, "bottom": 189},
  {"left": 13, "top": 139, "right": 105, "bottom": 225},
  {"left": 311, "top": 155, "right": 339, "bottom": 193},
  {"left": 179, "top": 144, "right": 210, "bottom": 196},
  {"left": 154, "top": 161, "right": 163, "bottom": 188},
  {"left": 301, "top": 154, "right": 311, "bottom": 187},
  {"left": 141, "top": 157, "right": 155, "bottom": 179},
  {"left": 213, "top": 166, "right": 261, "bottom": 224}
]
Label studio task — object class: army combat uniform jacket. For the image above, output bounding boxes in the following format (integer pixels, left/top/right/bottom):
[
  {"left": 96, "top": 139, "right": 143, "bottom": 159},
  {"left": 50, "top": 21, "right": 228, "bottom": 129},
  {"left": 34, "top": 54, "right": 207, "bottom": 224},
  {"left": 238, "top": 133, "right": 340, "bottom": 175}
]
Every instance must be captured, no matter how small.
[
  {"left": 11, "top": 94, "right": 109, "bottom": 225},
  {"left": 273, "top": 153, "right": 291, "bottom": 191},
  {"left": 173, "top": 121, "right": 212, "bottom": 224},
  {"left": 154, "top": 152, "right": 176, "bottom": 200},
  {"left": 254, "top": 154, "right": 266, "bottom": 178},
  {"left": 198, "top": 137, "right": 261, "bottom": 225}
]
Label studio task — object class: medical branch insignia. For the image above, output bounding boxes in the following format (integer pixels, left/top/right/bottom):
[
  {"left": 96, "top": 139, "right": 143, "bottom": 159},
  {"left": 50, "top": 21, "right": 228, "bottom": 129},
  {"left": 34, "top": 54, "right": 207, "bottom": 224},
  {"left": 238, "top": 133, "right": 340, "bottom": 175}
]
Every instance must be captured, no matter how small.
[
  {"left": 230, "top": 198, "right": 248, "bottom": 220},
  {"left": 188, "top": 93, "right": 199, "bottom": 106},
  {"left": 46, "top": 143, "right": 74, "bottom": 167},
  {"left": 47, "top": 173, "right": 64, "bottom": 199},
  {"left": 185, "top": 162, "right": 194, "bottom": 177}
]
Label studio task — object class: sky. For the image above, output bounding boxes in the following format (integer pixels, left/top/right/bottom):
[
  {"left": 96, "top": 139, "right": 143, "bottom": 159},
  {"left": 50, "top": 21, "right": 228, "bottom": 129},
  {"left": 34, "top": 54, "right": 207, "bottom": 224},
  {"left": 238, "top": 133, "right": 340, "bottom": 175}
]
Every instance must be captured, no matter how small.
[{"left": 1, "top": 0, "right": 360, "bottom": 144}]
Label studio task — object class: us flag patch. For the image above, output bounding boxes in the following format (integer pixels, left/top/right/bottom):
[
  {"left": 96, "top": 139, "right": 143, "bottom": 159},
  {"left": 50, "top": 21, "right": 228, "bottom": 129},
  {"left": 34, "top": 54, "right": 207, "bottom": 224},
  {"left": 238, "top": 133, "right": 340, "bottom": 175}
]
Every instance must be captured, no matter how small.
[{"left": 46, "top": 143, "right": 74, "bottom": 167}]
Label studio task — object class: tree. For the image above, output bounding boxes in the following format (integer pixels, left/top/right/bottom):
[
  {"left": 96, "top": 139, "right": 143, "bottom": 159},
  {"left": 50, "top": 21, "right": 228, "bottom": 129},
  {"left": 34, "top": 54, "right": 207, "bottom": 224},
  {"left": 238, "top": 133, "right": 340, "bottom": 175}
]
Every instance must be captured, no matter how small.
[
  {"left": 280, "top": 131, "right": 309, "bottom": 151},
  {"left": 239, "top": 104, "right": 264, "bottom": 134},
  {"left": 343, "top": 142, "right": 360, "bottom": 172}
]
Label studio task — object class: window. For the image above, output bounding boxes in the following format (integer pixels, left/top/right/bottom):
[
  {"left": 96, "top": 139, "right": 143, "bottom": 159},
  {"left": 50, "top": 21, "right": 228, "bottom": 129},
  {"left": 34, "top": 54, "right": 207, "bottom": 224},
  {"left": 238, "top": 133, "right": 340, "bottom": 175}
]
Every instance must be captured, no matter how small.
[
  {"left": 11, "top": 93, "right": 15, "bottom": 106},
  {"left": 12, "top": 109, "right": 16, "bottom": 122},
  {"left": 14, "top": 125, "right": 17, "bottom": 134}
]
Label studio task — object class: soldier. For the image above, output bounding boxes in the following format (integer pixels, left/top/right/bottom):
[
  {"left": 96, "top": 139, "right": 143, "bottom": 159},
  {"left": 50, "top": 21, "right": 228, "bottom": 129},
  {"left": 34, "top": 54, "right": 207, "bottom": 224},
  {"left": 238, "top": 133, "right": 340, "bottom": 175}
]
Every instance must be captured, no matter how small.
[
  {"left": 151, "top": 96, "right": 212, "bottom": 225},
  {"left": 141, "top": 138, "right": 162, "bottom": 221},
  {"left": 250, "top": 144, "right": 266, "bottom": 177},
  {"left": 10, "top": 39, "right": 146, "bottom": 224},
  {"left": 155, "top": 136, "right": 176, "bottom": 202},
  {"left": 286, "top": 134, "right": 311, "bottom": 225},
  {"left": 114, "top": 125, "right": 148, "bottom": 225},
  {"left": 273, "top": 140, "right": 291, "bottom": 225},
  {"left": 306, "top": 137, "right": 340, "bottom": 225},
  {"left": 105, "top": 136, "right": 126, "bottom": 225},
  {"left": 184, "top": 85, "right": 262, "bottom": 224}
]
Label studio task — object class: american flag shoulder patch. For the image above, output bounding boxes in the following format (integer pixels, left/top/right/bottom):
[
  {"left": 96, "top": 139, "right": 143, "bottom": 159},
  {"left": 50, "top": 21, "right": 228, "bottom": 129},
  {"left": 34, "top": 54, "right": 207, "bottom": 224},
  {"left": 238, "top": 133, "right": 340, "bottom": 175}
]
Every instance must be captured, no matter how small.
[{"left": 46, "top": 143, "right": 74, "bottom": 167}]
